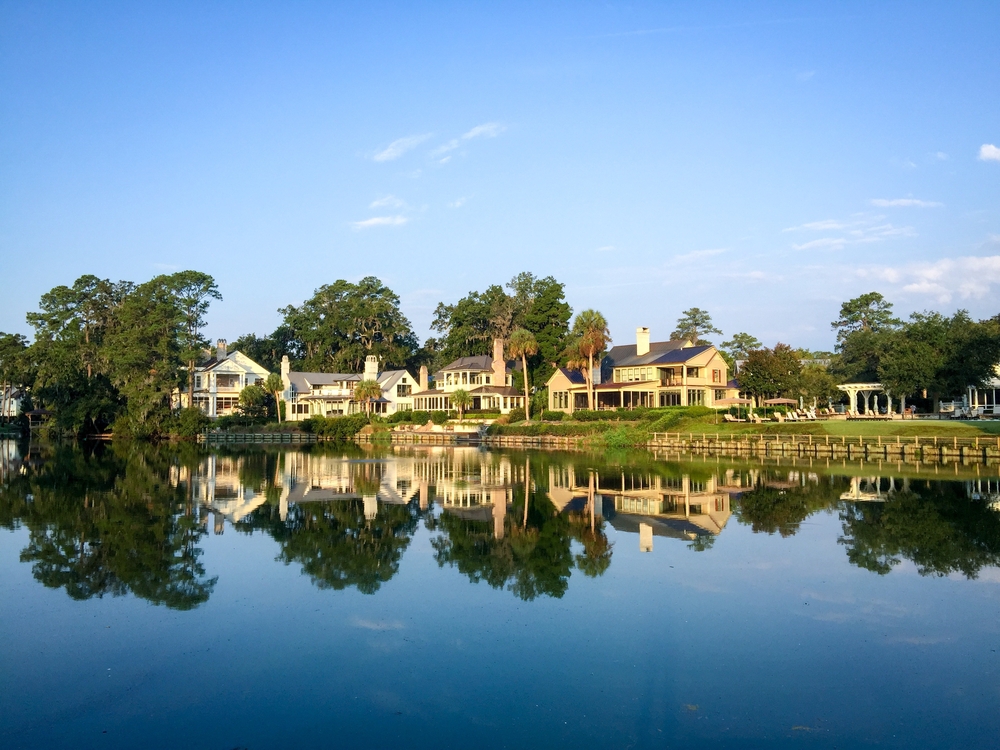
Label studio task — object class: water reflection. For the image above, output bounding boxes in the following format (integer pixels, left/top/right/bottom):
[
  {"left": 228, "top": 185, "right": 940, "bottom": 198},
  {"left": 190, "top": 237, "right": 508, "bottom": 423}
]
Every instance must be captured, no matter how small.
[{"left": 2, "top": 439, "right": 1000, "bottom": 609}]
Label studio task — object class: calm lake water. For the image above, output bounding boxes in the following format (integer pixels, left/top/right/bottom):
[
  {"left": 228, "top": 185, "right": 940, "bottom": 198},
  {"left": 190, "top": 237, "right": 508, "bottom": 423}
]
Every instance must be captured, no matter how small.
[{"left": 2, "top": 440, "right": 1000, "bottom": 749}]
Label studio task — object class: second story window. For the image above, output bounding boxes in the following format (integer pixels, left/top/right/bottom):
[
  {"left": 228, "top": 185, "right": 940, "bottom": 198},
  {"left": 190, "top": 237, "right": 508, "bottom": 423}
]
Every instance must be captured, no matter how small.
[
  {"left": 712, "top": 369, "right": 722, "bottom": 383},
  {"left": 195, "top": 375, "right": 202, "bottom": 389},
  {"left": 688, "top": 367, "right": 700, "bottom": 379}
]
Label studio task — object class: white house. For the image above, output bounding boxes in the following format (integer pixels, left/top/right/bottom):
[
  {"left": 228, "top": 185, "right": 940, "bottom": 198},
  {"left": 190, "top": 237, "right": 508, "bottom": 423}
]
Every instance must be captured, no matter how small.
[
  {"left": 411, "top": 338, "right": 525, "bottom": 415},
  {"left": 173, "top": 340, "right": 271, "bottom": 418},
  {"left": 1, "top": 386, "right": 23, "bottom": 421},
  {"left": 280, "top": 354, "right": 418, "bottom": 421}
]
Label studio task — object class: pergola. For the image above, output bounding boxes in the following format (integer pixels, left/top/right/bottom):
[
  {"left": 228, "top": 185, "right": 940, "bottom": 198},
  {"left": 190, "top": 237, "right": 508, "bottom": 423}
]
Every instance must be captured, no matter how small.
[{"left": 837, "top": 382, "right": 903, "bottom": 416}]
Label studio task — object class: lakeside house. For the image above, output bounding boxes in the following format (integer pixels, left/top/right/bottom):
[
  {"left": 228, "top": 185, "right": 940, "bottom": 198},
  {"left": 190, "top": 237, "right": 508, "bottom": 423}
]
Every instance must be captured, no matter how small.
[
  {"left": 546, "top": 327, "right": 739, "bottom": 414},
  {"left": 1, "top": 386, "right": 23, "bottom": 421},
  {"left": 173, "top": 340, "right": 270, "bottom": 418},
  {"left": 411, "top": 339, "right": 526, "bottom": 415},
  {"left": 280, "top": 354, "right": 417, "bottom": 420}
]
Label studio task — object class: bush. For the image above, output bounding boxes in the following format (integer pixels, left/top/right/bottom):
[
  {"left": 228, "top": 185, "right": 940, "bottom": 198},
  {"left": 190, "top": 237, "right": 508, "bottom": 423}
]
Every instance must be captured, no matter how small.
[
  {"left": 507, "top": 407, "right": 527, "bottom": 423},
  {"left": 540, "top": 410, "right": 566, "bottom": 421},
  {"left": 301, "top": 414, "right": 369, "bottom": 440},
  {"left": 170, "top": 407, "right": 212, "bottom": 439},
  {"left": 387, "top": 410, "right": 412, "bottom": 424},
  {"left": 430, "top": 410, "right": 449, "bottom": 425}
]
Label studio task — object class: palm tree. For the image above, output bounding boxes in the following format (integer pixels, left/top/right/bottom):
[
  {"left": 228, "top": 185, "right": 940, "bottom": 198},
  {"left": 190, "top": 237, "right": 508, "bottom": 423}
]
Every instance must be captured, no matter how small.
[
  {"left": 568, "top": 310, "right": 610, "bottom": 410},
  {"left": 451, "top": 388, "right": 472, "bottom": 421},
  {"left": 507, "top": 328, "right": 538, "bottom": 422},
  {"left": 264, "top": 372, "right": 284, "bottom": 423},
  {"left": 353, "top": 379, "right": 383, "bottom": 418}
]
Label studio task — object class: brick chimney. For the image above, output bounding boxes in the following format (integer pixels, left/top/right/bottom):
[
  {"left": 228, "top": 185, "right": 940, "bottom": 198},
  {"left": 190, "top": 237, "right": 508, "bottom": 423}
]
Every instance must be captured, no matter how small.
[
  {"left": 492, "top": 338, "right": 506, "bottom": 386},
  {"left": 636, "top": 327, "right": 650, "bottom": 356},
  {"left": 216, "top": 339, "right": 228, "bottom": 361},
  {"left": 419, "top": 365, "right": 428, "bottom": 392}
]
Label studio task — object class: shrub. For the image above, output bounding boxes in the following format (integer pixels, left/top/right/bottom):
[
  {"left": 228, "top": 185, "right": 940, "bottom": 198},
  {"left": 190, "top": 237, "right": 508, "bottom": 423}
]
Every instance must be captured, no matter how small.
[
  {"left": 303, "top": 414, "right": 369, "bottom": 440},
  {"left": 170, "top": 407, "right": 212, "bottom": 439},
  {"left": 430, "top": 411, "right": 449, "bottom": 425},
  {"left": 410, "top": 410, "right": 431, "bottom": 425},
  {"left": 540, "top": 410, "right": 566, "bottom": 421},
  {"left": 507, "top": 407, "right": 527, "bottom": 423},
  {"left": 387, "top": 410, "right": 412, "bottom": 424}
]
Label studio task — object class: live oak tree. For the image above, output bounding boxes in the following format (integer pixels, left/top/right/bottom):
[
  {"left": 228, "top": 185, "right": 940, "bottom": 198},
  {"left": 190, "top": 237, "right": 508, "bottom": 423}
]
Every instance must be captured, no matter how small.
[
  {"left": 737, "top": 344, "right": 802, "bottom": 404},
  {"left": 165, "top": 271, "right": 222, "bottom": 411},
  {"left": 0, "top": 333, "right": 28, "bottom": 425}
]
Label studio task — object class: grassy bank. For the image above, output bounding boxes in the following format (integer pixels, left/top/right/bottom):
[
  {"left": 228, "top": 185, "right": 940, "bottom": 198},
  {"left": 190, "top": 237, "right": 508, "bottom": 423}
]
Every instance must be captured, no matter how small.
[{"left": 486, "top": 408, "right": 1000, "bottom": 447}]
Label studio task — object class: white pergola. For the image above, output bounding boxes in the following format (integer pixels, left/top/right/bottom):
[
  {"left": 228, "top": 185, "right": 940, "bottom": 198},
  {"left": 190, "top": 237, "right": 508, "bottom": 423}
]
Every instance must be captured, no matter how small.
[{"left": 837, "top": 382, "right": 904, "bottom": 416}]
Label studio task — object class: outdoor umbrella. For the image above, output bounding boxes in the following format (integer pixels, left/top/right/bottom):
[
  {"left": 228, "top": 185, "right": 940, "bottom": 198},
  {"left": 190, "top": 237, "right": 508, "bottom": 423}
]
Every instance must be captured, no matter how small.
[
  {"left": 715, "top": 397, "right": 753, "bottom": 421},
  {"left": 763, "top": 397, "right": 798, "bottom": 419}
]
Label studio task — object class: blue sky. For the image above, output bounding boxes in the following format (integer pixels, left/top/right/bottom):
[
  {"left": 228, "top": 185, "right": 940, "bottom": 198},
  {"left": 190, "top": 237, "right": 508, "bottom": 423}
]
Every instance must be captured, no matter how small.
[{"left": 2, "top": 1, "right": 998, "bottom": 351}]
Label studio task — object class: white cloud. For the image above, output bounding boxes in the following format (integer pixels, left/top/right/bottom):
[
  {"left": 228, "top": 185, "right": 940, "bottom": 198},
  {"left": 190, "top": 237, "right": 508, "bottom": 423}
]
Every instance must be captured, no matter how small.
[
  {"left": 462, "top": 122, "right": 505, "bottom": 140},
  {"left": 448, "top": 197, "right": 469, "bottom": 208},
  {"left": 370, "top": 194, "right": 407, "bottom": 209},
  {"left": 870, "top": 198, "right": 942, "bottom": 208},
  {"left": 979, "top": 144, "right": 1000, "bottom": 162},
  {"left": 352, "top": 617, "right": 405, "bottom": 631},
  {"left": 596, "top": 245, "right": 617, "bottom": 252},
  {"left": 934, "top": 151, "right": 949, "bottom": 161},
  {"left": 351, "top": 215, "right": 408, "bottom": 230},
  {"left": 431, "top": 139, "right": 460, "bottom": 157},
  {"left": 373, "top": 133, "right": 432, "bottom": 162},
  {"left": 674, "top": 248, "right": 726, "bottom": 262},
  {"left": 787, "top": 214, "right": 915, "bottom": 251},
  {"left": 857, "top": 255, "right": 1000, "bottom": 302}
]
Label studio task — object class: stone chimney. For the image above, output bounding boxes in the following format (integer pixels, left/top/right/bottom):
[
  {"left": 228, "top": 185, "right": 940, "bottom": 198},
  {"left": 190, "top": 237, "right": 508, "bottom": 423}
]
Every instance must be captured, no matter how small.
[
  {"left": 216, "top": 339, "right": 228, "bottom": 361},
  {"left": 636, "top": 327, "right": 650, "bottom": 356},
  {"left": 281, "top": 355, "right": 290, "bottom": 379},
  {"left": 364, "top": 355, "right": 379, "bottom": 381},
  {"left": 419, "top": 365, "right": 428, "bottom": 392},
  {"left": 492, "top": 338, "right": 506, "bottom": 386}
]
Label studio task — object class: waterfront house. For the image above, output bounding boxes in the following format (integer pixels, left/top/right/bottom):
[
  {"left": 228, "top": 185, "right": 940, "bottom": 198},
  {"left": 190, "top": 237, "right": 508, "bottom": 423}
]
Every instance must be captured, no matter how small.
[
  {"left": 173, "top": 340, "right": 270, "bottom": 418},
  {"left": 280, "top": 354, "right": 418, "bottom": 420},
  {"left": 411, "top": 339, "right": 525, "bottom": 414},
  {"left": 1, "top": 386, "right": 23, "bottom": 421},
  {"left": 546, "top": 327, "right": 739, "bottom": 414}
]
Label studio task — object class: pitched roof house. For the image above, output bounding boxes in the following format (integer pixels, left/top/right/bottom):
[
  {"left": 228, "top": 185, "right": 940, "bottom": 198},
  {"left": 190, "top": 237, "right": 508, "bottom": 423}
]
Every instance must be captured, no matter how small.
[
  {"left": 546, "top": 327, "right": 738, "bottom": 413},
  {"left": 173, "top": 340, "right": 270, "bottom": 418},
  {"left": 411, "top": 339, "right": 525, "bottom": 415},
  {"left": 280, "top": 354, "right": 418, "bottom": 420}
]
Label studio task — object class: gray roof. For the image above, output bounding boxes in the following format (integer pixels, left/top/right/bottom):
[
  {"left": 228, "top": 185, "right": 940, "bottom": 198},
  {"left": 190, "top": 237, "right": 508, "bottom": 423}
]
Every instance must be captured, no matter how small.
[
  {"left": 286, "top": 371, "right": 360, "bottom": 393},
  {"left": 604, "top": 341, "right": 709, "bottom": 368},
  {"left": 435, "top": 355, "right": 520, "bottom": 378}
]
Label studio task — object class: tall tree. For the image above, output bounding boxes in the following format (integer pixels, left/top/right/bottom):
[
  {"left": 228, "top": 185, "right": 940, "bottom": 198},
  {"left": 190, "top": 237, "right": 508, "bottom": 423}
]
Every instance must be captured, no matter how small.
[
  {"left": 450, "top": 388, "right": 472, "bottom": 420},
  {"left": 721, "top": 332, "right": 762, "bottom": 366},
  {"left": 163, "top": 272, "right": 222, "bottom": 409},
  {"left": 0, "top": 333, "right": 28, "bottom": 424},
  {"left": 671, "top": 308, "right": 722, "bottom": 345},
  {"left": 264, "top": 372, "right": 285, "bottom": 423},
  {"left": 831, "top": 292, "right": 900, "bottom": 344},
  {"left": 281, "top": 277, "right": 418, "bottom": 372},
  {"left": 737, "top": 343, "right": 802, "bottom": 404},
  {"left": 508, "top": 328, "right": 538, "bottom": 422},
  {"left": 567, "top": 310, "right": 610, "bottom": 410},
  {"left": 353, "top": 379, "right": 383, "bottom": 418}
]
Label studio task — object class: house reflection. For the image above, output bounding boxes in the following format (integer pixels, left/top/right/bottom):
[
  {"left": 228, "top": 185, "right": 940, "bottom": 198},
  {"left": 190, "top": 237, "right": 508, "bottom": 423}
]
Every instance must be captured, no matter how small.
[{"left": 548, "top": 463, "right": 732, "bottom": 551}]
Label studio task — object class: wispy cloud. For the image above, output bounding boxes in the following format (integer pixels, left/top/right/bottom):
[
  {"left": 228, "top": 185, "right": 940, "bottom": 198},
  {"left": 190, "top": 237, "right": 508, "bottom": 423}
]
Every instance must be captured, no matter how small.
[
  {"left": 674, "top": 248, "right": 726, "bottom": 262},
  {"left": 373, "top": 133, "right": 432, "bottom": 162},
  {"left": 448, "top": 196, "right": 469, "bottom": 208},
  {"left": 857, "top": 254, "right": 1000, "bottom": 302},
  {"left": 596, "top": 245, "right": 617, "bottom": 253},
  {"left": 351, "top": 215, "right": 408, "bottom": 230},
  {"left": 870, "top": 198, "right": 942, "bottom": 208},
  {"left": 979, "top": 144, "right": 1000, "bottom": 163},
  {"left": 796, "top": 70, "right": 815, "bottom": 81},
  {"left": 786, "top": 214, "right": 915, "bottom": 251},
  {"left": 370, "top": 194, "right": 408, "bottom": 209},
  {"left": 463, "top": 122, "right": 505, "bottom": 140},
  {"left": 934, "top": 151, "right": 949, "bottom": 161}
]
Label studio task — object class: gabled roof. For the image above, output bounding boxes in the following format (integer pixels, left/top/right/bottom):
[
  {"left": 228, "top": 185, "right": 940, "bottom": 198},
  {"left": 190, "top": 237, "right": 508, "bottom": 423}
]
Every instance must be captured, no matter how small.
[
  {"left": 435, "top": 355, "right": 520, "bottom": 377},
  {"left": 377, "top": 370, "right": 412, "bottom": 390},
  {"left": 549, "top": 367, "right": 587, "bottom": 385},
  {"left": 604, "top": 342, "right": 711, "bottom": 368},
  {"left": 201, "top": 350, "right": 269, "bottom": 375}
]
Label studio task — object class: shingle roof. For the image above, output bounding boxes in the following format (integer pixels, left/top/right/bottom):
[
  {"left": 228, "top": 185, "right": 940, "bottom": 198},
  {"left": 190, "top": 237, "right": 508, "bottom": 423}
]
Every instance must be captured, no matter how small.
[
  {"left": 554, "top": 367, "right": 587, "bottom": 385},
  {"left": 604, "top": 342, "right": 710, "bottom": 368}
]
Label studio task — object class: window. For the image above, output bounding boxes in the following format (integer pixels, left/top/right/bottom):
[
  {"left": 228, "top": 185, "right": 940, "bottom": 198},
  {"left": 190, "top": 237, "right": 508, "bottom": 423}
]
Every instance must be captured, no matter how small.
[
  {"left": 687, "top": 389, "right": 704, "bottom": 406},
  {"left": 553, "top": 391, "right": 569, "bottom": 409},
  {"left": 715, "top": 389, "right": 727, "bottom": 401},
  {"left": 659, "top": 392, "right": 681, "bottom": 407},
  {"left": 712, "top": 369, "right": 722, "bottom": 383},
  {"left": 485, "top": 375, "right": 491, "bottom": 384},
  {"left": 687, "top": 367, "right": 700, "bottom": 379},
  {"left": 194, "top": 375, "right": 202, "bottom": 389},
  {"left": 294, "top": 403, "right": 310, "bottom": 415},
  {"left": 397, "top": 384, "right": 412, "bottom": 397},
  {"left": 462, "top": 372, "right": 468, "bottom": 384},
  {"left": 715, "top": 498, "right": 726, "bottom": 512}
]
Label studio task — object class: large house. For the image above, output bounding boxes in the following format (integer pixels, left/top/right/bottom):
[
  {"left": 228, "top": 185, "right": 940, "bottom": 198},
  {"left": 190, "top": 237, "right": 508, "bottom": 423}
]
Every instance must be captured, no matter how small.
[
  {"left": 546, "top": 327, "right": 738, "bottom": 414},
  {"left": 411, "top": 339, "right": 525, "bottom": 415},
  {"left": 1, "top": 386, "right": 23, "bottom": 421},
  {"left": 174, "top": 340, "right": 270, "bottom": 418},
  {"left": 280, "top": 354, "right": 418, "bottom": 420}
]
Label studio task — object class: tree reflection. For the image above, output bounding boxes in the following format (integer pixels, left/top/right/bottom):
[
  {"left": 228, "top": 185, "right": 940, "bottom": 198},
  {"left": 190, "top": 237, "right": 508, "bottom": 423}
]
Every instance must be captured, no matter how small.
[
  {"left": 236, "top": 498, "right": 423, "bottom": 595},
  {"left": 0, "top": 442, "right": 215, "bottom": 609},
  {"left": 839, "top": 482, "right": 1000, "bottom": 578},
  {"left": 735, "top": 478, "right": 842, "bottom": 537}
]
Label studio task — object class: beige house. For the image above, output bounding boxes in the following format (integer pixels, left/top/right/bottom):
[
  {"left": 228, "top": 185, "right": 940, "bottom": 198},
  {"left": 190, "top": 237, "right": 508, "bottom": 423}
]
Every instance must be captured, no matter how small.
[
  {"left": 173, "top": 340, "right": 270, "bottom": 418},
  {"left": 412, "top": 339, "right": 525, "bottom": 415},
  {"left": 280, "top": 354, "right": 418, "bottom": 420},
  {"left": 546, "top": 327, "right": 738, "bottom": 414}
]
